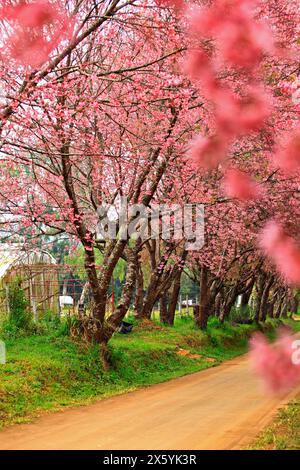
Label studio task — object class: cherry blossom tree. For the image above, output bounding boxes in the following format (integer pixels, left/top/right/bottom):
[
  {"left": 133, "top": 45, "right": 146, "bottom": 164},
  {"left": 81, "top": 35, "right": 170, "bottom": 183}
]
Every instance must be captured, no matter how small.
[
  {"left": 1, "top": 0, "right": 300, "bottom": 382},
  {"left": 0, "top": 0, "right": 199, "bottom": 366}
]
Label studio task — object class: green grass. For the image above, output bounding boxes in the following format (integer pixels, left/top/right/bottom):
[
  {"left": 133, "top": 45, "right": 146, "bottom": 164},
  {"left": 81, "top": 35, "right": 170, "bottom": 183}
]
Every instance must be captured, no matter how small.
[
  {"left": 249, "top": 396, "right": 300, "bottom": 450},
  {"left": 0, "top": 316, "right": 297, "bottom": 430}
]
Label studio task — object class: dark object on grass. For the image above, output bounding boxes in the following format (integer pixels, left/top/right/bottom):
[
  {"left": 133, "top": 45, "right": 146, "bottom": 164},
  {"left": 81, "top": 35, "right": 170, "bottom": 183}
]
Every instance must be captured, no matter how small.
[{"left": 118, "top": 321, "right": 133, "bottom": 334}]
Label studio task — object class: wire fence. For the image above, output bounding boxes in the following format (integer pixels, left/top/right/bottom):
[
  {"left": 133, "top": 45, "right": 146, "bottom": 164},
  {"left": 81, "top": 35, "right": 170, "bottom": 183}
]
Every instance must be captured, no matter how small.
[
  {"left": 0, "top": 264, "right": 198, "bottom": 320},
  {"left": 0, "top": 264, "right": 119, "bottom": 319}
]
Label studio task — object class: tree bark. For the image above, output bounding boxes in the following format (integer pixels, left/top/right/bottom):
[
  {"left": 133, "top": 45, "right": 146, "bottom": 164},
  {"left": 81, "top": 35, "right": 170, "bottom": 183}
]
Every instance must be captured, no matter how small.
[
  {"left": 214, "top": 292, "right": 222, "bottom": 318},
  {"left": 195, "top": 266, "right": 210, "bottom": 329},
  {"left": 254, "top": 273, "right": 266, "bottom": 323},
  {"left": 259, "top": 276, "right": 274, "bottom": 322},
  {"left": 101, "top": 246, "right": 139, "bottom": 369},
  {"left": 274, "top": 292, "right": 285, "bottom": 318},
  {"left": 240, "top": 278, "right": 254, "bottom": 313},
  {"left": 134, "top": 263, "right": 144, "bottom": 317},
  {"left": 219, "top": 285, "right": 238, "bottom": 323},
  {"left": 159, "top": 292, "right": 169, "bottom": 324},
  {"left": 166, "top": 251, "right": 187, "bottom": 326},
  {"left": 167, "top": 278, "right": 180, "bottom": 326},
  {"left": 268, "top": 300, "right": 275, "bottom": 318}
]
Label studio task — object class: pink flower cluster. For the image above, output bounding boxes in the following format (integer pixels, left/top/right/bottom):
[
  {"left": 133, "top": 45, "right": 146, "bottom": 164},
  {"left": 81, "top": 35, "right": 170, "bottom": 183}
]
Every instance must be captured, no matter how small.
[
  {"left": 250, "top": 331, "right": 300, "bottom": 395},
  {"left": 155, "top": 0, "right": 185, "bottom": 11},
  {"left": 274, "top": 127, "right": 300, "bottom": 173},
  {"left": 1, "top": 1, "right": 72, "bottom": 67},
  {"left": 189, "top": 0, "right": 273, "bottom": 69},
  {"left": 260, "top": 220, "right": 300, "bottom": 285},
  {"left": 187, "top": 134, "right": 228, "bottom": 171},
  {"left": 223, "top": 169, "right": 260, "bottom": 201},
  {"left": 182, "top": 0, "right": 272, "bottom": 200},
  {"left": 172, "top": 0, "right": 300, "bottom": 284}
]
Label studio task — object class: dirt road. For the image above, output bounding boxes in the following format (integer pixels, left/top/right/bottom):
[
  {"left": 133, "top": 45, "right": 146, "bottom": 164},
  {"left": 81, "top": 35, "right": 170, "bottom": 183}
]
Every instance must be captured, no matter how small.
[{"left": 0, "top": 355, "right": 297, "bottom": 450}]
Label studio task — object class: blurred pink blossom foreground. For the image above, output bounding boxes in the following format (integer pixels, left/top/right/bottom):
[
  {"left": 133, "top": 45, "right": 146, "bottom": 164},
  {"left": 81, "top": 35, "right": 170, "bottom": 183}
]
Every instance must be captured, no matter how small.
[
  {"left": 250, "top": 331, "right": 300, "bottom": 395},
  {"left": 260, "top": 221, "right": 300, "bottom": 286},
  {"left": 1, "top": 1, "right": 72, "bottom": 67}
]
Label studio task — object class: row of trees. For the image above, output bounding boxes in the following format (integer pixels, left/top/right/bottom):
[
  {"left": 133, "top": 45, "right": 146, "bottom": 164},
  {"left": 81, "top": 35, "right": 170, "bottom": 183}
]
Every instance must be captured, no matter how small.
[{"left": 0, "top": 0, "right": 299, "bottom": 367}]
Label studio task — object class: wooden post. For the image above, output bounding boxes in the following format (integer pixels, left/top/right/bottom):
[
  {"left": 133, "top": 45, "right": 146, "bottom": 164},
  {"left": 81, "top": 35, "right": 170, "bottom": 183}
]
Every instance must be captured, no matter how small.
[
  {"left": 29, "top": 275, "right": 33, "bottom": 319},
  {"left": 42, "top": 269, "right": 47, "bottom": 315}
]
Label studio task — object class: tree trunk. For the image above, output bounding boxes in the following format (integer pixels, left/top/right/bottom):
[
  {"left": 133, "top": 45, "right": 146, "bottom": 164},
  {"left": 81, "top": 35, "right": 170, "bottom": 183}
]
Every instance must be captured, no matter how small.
[
  {"left": 281, "top": 298, "right": 288, "bottom": 318},
  {"left": 254, "top": 273, "right": 266, "bottom": 323},
  {"left": 290, "top": 296, "right": 299, "bottom": 315},
  {"left": 101, "top": 246, "right": 139, "bottom": 369},
  {"left": 99, "top": 341, "right": 111, "bottom": 372},
  {"left": 219, "top": 285, "right": 238, "bottom": 323},
  {"left": 167, "top": 258, "right": 186, "bottom": 326},
  {"left": 259, "top": 276, "right": 274, "bottom": 322},
  {"left": 195, "top": 266, "right": 210, "bottom": 329},
  {"left": 139, "top": 283, "right": 158, "bottom": 319},
  {"left": 134, "top": 263, "right": 144, "bottom": 317},
  {"left": 159, "top": 292, "right": 169, "bottom": 324},
  {"left": 240, "top": 278, "right": 254, "bottom": 315},
  {"left": 268, "top": 300, "right": 275, "bottom": 318},
  {"left": 274, "top": 294, "right": 284, "bottom": 318},
  {"left": 78, "top": 281, "right": 90, "bottom": 315},
  {"left": 214, "top": 292, "right": 222, "bottom": 318}
]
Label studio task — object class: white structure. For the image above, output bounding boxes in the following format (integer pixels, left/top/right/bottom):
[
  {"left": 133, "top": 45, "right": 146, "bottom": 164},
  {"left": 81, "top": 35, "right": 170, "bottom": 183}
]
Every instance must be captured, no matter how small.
[
  {"left": 59, "top": 295, "right": 74, "bottom": 308},
  {"left": 181, "top": 299, "right": 197, "bottom": 306}
]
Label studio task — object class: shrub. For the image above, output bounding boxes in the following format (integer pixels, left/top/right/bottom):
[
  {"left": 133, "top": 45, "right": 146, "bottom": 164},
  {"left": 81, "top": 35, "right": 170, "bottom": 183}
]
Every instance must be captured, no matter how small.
[
  {"left": 229, "top": 305, "right": 253, "bottom": 324},
  {"left": 0, "top": 279, "right": 34, "bottom": 338},
  {"left": 7, "top": 280, "right": 32, "bottom": 330},
  {"left": 38, "top": 309, "right": 61, "bottom": 333}
]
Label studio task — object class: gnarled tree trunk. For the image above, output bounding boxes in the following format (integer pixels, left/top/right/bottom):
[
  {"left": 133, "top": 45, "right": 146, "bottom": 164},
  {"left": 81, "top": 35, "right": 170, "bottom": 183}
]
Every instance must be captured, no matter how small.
[
  {"left": 195, "top": 266, "right": 210, "bottom": 329},
  {"left": 254, "top": 272, "right": 266, "bottom": 323},
  {"left": 101, "top": 245, "right": 139, "bottom": 369},
  {"left": 259, "top": 276, "right": 274, "bottom": 322},
  {"left": 134, "top": 262, "right": 144, "bottom": 317}
]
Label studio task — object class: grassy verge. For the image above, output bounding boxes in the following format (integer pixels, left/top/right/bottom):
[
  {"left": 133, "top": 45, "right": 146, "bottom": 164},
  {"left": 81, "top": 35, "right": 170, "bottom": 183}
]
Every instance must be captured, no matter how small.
[
  {"left": 249, "top": 394, "right": 300, "bottom": 450},
  {"left": 0, "top": 316, "right": 298, "bottom": 430}
]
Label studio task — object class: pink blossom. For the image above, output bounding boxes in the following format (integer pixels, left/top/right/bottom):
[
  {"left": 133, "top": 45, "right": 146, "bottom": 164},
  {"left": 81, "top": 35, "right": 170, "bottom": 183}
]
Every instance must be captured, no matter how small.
[
  {"left": 279, "top": 80, "right": 298, "bottom": 96},
  {"left": 223, "top": 169, "right": 260, "bottom": 201},
  {"left": 3, "top": 1, "right": 72, "bottom": 67},
  {"left": 9, "top": 34, "right": 52, "bottom": 68},
  {"left": 274, "top": 129, "right": 300, "bottom": 172},
  {"left": 183, "top": 49, "right": 211, "bottom": 81},
  {"left": 260, "top": 221, "right": 300, "bottom": 285},
  {"left": 188, "top": 6, "right": 219, "bottom": 37},
  {"left": 155, "top": 0, "right": 185, "bottom": 11},
  {"left": 218, "top": 21, "right": 273, "bottom": 69},
  {"left": 238, "top": 88, "right": 271, "bottom": 133},
  {"left": 187, "top": 135, "right": 228, "bottom": 170},
  {"left": 250, "top": 331, "right": 300, "bottom": 395},
  {"left": 4, "top": 1, "right": 58, "bottom": 28},
  {"left": 188, "top": 1, "right": 248, "bottom": 37},
  {"left": 215, "top": 87, "right": 271, "bottom": 136},
  {"left": 183, "top": 49, "right": 221, "bottom": 99}
]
